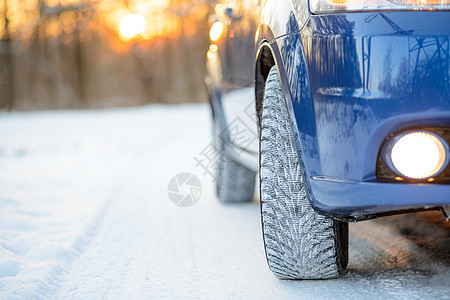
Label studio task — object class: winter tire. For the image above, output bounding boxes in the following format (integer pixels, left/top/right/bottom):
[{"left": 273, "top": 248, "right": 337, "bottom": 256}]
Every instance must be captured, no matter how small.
[
  {"left": 216, "top": 152, "right": 256, "bottom": 203},
  {"left": 259, "top": 66, "right": 348, "bottom": 279}
]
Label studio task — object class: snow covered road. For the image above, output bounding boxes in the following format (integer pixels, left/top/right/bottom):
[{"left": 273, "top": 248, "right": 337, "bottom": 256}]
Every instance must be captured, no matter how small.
[{"left": 0, "top": 104, "right": 449, "bottom": 299}]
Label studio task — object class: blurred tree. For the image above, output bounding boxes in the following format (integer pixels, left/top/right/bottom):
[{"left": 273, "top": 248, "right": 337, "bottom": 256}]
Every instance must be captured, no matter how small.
[
  {"left": 0, "top": 0, "right": 210, "bottom": 110},
  {"left": 0, "top": 0, "right": 15, "bottom": 110}
]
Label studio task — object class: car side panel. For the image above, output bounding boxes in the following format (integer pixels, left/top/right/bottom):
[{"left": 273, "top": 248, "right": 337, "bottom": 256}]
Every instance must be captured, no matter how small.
[
  {"left": 260, "top": 0, "right": 305, "bottom": 39},
  {"left": 208, "top": 0, "right": 301, "bottom": 158}
]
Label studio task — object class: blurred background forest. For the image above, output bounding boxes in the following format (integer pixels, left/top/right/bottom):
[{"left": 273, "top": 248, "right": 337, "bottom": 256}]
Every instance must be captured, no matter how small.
[{"left": 0, "top": 0, "right": 212, "bottom": 110}]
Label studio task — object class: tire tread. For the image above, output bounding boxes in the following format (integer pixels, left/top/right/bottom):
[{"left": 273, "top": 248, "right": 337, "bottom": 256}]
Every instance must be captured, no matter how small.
[{"left": 260, "top": 66, "right": 346, "bottom": 279}]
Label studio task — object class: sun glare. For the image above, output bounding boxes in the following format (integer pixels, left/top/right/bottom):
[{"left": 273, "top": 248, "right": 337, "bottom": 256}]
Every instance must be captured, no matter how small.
[
  {"left": 119, "top": 14, "right": 146, "bottom": 39},
  {"left": 209, "top": 21, "right": 224, "bottom": 42}
]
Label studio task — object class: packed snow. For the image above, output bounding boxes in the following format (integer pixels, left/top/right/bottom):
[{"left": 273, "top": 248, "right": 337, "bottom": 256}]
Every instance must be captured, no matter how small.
[{"left": 0, "top": 101, "right": 449, "bottom": 299}]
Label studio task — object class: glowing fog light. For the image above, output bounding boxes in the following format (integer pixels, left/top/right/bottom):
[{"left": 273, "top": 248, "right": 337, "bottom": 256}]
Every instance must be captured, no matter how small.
[{"left": 390, "top": 131, "right": 447, "bottom": 179}]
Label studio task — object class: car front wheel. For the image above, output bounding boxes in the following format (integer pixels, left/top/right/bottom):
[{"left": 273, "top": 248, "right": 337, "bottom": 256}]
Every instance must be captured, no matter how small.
[{"left": 259, "top": 66, "right": 348, "bottom": 279}]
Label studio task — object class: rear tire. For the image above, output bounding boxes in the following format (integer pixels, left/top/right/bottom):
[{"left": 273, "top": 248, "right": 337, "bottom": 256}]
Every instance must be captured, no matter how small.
[
  {"left": 259, "top": 66, "right": 348, "bottom": 279},
  {"left": 216, "top": 153, "right": 256, "bottom": 203}
]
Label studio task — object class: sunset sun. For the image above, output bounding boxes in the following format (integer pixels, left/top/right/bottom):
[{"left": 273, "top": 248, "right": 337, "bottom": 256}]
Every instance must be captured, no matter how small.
[{"left": 119, "top": 14, "right": 146, "bottom": 38}]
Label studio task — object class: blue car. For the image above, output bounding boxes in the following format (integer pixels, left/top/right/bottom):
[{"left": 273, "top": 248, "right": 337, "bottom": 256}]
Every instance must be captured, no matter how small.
[{"left": 205, "top": 0, "right": 450, "bottom": 279}]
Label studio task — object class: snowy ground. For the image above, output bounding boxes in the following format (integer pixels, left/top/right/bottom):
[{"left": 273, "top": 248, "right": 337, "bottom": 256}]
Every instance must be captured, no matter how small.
[{"left": 0, "top": 103, "right": 449, "bottom": 299}]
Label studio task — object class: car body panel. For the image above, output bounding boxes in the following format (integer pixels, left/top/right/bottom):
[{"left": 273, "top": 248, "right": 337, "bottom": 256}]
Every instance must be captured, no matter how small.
[
  {"left": 206, "top": 0, "right": 450, "bottom": 220},
  {"left": 298, "top": 12, "right": 450, "bottom": 181}
]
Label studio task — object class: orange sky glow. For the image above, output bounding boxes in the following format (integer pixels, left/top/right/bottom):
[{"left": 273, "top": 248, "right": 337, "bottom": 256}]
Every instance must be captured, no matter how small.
[{"left": 0, "top": 0, "right": 208, "bottom": 45}]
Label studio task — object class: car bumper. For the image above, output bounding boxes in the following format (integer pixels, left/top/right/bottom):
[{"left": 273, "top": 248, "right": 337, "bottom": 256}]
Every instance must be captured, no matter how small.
[{"left": 309, "top": 177, "right": 450, "bottom": 221}]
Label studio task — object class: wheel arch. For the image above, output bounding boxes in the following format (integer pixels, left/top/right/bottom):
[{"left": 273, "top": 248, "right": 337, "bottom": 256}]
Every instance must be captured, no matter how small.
[
  {"left": 254, "top": 39, "right": 304, "bottom": 149},
  {"left": 255, "top": 36, "right": 326, "bottom": 217},
  {"left": 255, "top": 42, "right": 276, "bottom": 128}
]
